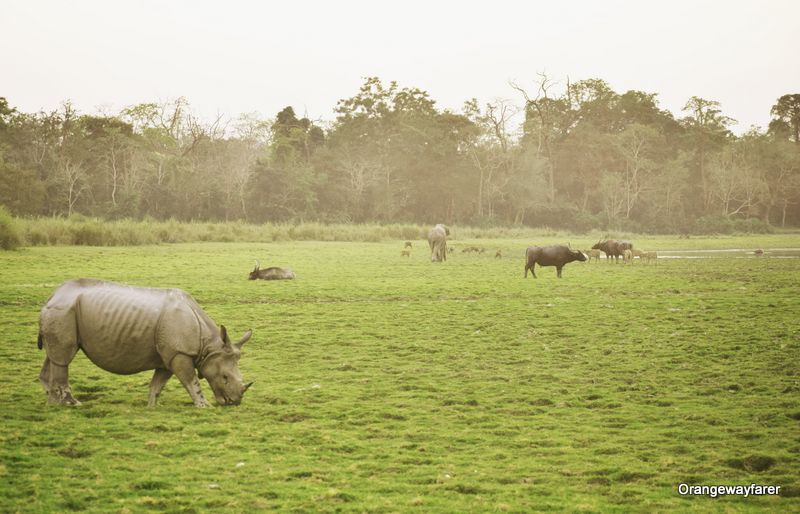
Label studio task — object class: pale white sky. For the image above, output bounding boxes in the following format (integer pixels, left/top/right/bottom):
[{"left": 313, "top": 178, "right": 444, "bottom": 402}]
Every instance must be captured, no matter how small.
[{"left": 2, "top": 0, "right": 798, "bottom": 133}]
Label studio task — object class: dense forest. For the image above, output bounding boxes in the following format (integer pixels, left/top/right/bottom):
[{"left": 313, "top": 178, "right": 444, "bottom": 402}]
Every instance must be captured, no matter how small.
[{"left": 1, "top": 77, "right": 799, "bottom": 233}]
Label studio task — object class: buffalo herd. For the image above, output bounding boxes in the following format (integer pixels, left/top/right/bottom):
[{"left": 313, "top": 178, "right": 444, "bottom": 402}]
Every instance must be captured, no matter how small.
[
  {"left": 250, "top": 229, "right": 654, "bottom": 283},
  {"left": 591, "top": 239, "right": 633, "bottom": 262},
  {"left": 384, "top": 228, "right": 658, "bottom": 278},
  {"left": 409, "top": 226, "right": 658, "bottom": 276},
  {"left": 417, "top": 227, "right": 652, "bottom": 279}
]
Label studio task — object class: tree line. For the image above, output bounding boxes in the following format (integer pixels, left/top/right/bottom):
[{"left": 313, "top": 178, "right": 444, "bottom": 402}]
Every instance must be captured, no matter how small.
[{"left": 1, "top": 77, "right": 798, "bottom": 233}]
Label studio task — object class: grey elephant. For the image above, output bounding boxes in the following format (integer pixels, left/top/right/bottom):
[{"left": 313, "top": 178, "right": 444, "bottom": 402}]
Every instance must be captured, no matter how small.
[{"left": 427, "top": 224, "right": 450, "bottom": 262}]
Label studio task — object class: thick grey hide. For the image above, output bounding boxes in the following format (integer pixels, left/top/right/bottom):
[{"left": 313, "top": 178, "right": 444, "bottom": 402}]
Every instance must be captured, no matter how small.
[
  {"left": 427, "top": 224, "right": 449, "bottom": 262},
  {"left": 37, "top": 279, "right": 251, "bottom": 408}
]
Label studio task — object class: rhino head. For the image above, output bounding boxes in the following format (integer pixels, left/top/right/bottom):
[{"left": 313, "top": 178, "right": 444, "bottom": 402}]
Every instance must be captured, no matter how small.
[{"left": 198, "top": 326, "right": 253, "bottom": 406}]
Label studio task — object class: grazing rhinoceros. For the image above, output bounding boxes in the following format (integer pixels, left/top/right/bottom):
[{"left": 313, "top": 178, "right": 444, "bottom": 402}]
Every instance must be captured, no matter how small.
[{"left": 37, "top": 279, "right": 252, "bottom": 407}]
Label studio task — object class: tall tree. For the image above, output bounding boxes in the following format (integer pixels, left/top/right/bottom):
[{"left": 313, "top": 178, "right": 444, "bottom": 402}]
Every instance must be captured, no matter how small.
[
  {"left": 513, "top": 74, "right": 571, "bottom": 204},
  {"left": 706, "top": 136, "right": 766, "bottom": 218},
  {"left": 328, "top": 77, "right": 473, "bottom": 223},
  {"left": 463, "top": 98, "right": 518, "bottom": 221},
  {"left": 247, "top": 107, "right": 323, "bottom": 221},
  {"left": 612, "top": 123, "right": 661, "bottom": 219},
  {"left": 769, "top": 94, "right": 800, "bottom": 143},
  {"left": 681, "top": 97, "right": 735, "bottom": 212}
]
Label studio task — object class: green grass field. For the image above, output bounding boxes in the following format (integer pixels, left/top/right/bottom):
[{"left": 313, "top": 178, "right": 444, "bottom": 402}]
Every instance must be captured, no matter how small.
[{"left": 1, "top": 235, "right": 799, "bottom": 512}]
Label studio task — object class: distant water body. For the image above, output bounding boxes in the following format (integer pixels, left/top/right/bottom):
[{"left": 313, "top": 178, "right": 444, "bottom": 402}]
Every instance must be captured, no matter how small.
[{"left": 657, "top": 248, "right": 800, "bottom": 259}]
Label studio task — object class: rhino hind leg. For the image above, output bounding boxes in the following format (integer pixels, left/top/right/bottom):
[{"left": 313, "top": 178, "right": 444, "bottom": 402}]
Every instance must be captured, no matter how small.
[{"left": 148, "top": 368, "right": 174, "bottom": 407}]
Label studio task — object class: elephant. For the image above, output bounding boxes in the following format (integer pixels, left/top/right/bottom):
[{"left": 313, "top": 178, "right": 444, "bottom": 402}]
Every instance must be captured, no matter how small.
[{"left": 427, "top": 224, "right": 449, "bottom": 262}]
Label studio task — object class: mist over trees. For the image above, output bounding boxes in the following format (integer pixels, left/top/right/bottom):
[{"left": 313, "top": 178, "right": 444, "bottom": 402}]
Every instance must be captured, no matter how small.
[{"left": 1, "top": 78, "right": 799, "bottom": 232}]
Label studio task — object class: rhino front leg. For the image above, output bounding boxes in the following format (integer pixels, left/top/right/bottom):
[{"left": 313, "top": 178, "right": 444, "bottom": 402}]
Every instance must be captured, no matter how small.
[
  {"left": 39, "top": 308, "right": 80, "bottom": 405},
  {"left": 148, "top": 368, "right": 173, "bottom": 407},
  {"left": 170, "top": 354, "right": 211, "bottom": 408},
  {"left": 47, "top": 363, "right": 81, "bottom": 406}
]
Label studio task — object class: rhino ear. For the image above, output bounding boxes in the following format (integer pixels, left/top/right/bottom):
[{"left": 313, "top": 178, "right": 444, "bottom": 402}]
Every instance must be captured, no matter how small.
[
  {"left": 220, "top": 325, "right": 231, "bottom": 345},
  {"left": 235, "top": 330, "right": 252, "bottom": 350}
]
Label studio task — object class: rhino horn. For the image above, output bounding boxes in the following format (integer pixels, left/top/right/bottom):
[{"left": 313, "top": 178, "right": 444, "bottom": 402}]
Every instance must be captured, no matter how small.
[
  {"left": 235, "top": 329, "right": 252, "bottom": 350},
  {"left": 243, "top": 382, "right": 254, "bottom": 392}
]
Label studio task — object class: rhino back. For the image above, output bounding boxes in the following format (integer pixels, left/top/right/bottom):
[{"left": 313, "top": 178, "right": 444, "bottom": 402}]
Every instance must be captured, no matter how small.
[{"left": 75, "top": 282, "right": 170, "bottom": 374}]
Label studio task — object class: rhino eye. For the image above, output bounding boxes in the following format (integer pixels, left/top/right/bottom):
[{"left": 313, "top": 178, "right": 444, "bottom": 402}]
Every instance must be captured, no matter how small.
[{"left": 223, "top": 374, "right": 229, "bottom": 384}]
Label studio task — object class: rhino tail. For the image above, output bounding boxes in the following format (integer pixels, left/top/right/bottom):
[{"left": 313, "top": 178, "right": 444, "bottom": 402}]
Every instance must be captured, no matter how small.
[{"left": 37, "top": 332, "right": 43, "bottom": 350}]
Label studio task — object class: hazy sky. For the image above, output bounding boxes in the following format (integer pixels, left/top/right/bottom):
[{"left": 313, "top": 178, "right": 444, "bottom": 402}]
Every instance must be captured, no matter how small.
[{"left": 3, "top": 0, "right": 798, "bottom": 133}]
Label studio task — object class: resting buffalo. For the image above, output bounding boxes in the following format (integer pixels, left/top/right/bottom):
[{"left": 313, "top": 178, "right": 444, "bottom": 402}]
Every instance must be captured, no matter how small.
[
  {"left": 249, "top": 261, "right": 296, "bottom": 280},
  {"left": 38, "top": 279, "right": 252, "bottom": 407},
  {"left": 427, "top": 224, "right": 449, "bottom": 262},
  {"left": 591, "top": 240, "right": 634, "bottom": 262},
  {"left": 524, "top": 245, "right": 587, "bottom": 278}
]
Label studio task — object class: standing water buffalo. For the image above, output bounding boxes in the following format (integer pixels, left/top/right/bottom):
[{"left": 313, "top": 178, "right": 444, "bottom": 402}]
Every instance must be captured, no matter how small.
[
  {"left": 525, "top": 245, "right": 587, "bottom": 278},
  {"left": 249, "top": 261, "right": 296, "bottom": 280},
  {"left": 427, "top": 224, "right": 449, "bottom": 262},
  {"left": 37, "top": 279, "right": 253, "bottom": 407},
  {"left": 591, "top": 239, "right": 634, "bottom": 263}
]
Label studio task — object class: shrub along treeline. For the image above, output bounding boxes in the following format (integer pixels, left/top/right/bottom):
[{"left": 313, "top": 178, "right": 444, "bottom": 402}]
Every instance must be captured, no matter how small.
[
  {"left": 7, "top": 215, "right": 577, "bottom": 247},
  {"left": 1, "top": 79, "right": 798, "bottom": 234},
  {"left": 1, "top": 213, "right": 791, "bottom": 250}
]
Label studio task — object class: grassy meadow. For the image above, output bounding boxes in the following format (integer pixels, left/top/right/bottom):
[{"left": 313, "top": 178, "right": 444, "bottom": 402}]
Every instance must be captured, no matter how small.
[{"left": 1, "top": 235, "right": 799, "bottom": 512}]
